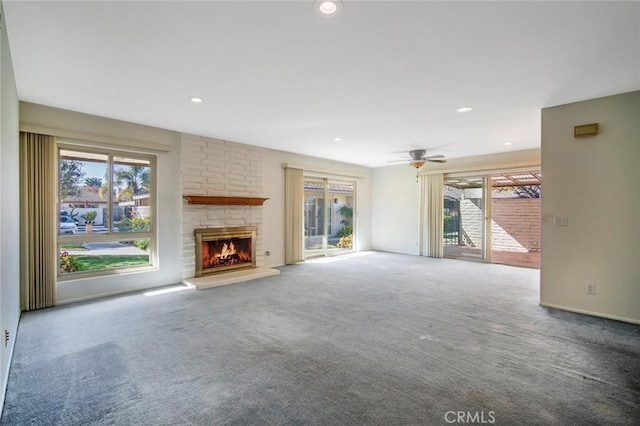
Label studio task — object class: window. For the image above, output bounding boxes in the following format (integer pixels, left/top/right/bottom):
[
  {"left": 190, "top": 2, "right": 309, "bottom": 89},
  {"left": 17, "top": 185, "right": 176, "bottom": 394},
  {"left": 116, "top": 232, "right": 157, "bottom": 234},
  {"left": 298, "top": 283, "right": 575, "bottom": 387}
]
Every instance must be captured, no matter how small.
[{"left": 57, "top": 144, "right": 156, "bottom": 279}]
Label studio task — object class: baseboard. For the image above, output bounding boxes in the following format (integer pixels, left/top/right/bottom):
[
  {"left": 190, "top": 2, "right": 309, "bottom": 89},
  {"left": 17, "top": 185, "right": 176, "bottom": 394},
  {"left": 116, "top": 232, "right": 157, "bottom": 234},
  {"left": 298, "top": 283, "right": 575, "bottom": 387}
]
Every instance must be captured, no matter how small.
[
  {"left": 56, "top": 283, "right": 191, "bottom": 305},
  {"left": 539, "top": 302, "right": 640, "bottom": 325}
]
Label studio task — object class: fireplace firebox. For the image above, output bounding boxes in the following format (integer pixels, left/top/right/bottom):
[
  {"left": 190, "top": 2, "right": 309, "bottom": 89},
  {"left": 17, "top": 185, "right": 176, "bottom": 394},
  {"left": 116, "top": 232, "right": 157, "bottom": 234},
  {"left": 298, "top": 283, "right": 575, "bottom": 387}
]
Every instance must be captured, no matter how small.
[{"left": 194, "top": 226, "right": 256, "bottom": 277}]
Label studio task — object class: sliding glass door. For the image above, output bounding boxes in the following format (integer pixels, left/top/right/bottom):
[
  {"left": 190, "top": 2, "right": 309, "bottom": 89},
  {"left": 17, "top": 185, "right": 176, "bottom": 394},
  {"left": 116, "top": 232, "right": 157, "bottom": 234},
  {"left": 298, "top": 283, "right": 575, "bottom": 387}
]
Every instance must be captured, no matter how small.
[
  {"left": 304, "top": 178, "right": 325, "bottom": 258},
  {"left": 442, "top": 170, "right": 542, "bottom": 267},
  {"left": 489, "top": 171, "right": 542, "bottom": 268},
  {"left": 326, "top": 181, "right": 355, "bottom": 256},
  {"left": 443, "top": 176, "right": 488, "bottom": 261},
  {"left": 304, "top": 178, "right": 355, "bottom": 259}
]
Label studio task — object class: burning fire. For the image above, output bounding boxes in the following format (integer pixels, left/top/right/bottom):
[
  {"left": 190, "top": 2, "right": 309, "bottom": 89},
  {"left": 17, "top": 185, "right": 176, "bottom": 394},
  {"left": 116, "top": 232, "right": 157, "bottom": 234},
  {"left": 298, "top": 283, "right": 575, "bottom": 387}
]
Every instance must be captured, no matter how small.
[
  {"left": 203, "top": 238, "right": 252, "bottom": 269},
  {"left": 220, "top": 241, "right": 236, "bottom": 258}
]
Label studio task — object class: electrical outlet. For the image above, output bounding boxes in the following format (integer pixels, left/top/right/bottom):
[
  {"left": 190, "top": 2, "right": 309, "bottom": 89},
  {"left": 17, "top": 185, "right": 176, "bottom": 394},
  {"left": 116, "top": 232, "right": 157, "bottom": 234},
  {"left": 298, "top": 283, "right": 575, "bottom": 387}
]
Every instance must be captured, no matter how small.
[{"left": 585, "top": 283, "right": 596, "bottom": 295}]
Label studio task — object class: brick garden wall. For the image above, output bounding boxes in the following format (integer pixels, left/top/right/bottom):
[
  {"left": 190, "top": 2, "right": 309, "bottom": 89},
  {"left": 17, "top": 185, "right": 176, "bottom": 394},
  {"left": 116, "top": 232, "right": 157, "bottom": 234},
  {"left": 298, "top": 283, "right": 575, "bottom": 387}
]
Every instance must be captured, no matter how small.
[
  {"left": 492, "top": 198, "right": 540, "bottom": 252},
  {"left": 459, "top": 197, "right": 540, "bottom": 252}
]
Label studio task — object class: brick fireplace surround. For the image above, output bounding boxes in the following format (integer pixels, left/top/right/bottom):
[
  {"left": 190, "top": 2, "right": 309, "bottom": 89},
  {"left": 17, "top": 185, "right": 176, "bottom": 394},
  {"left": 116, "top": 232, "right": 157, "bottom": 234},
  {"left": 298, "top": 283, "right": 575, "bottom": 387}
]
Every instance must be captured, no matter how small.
[{"left": 180, "top": 134, "right": 279, "bottom": 289}]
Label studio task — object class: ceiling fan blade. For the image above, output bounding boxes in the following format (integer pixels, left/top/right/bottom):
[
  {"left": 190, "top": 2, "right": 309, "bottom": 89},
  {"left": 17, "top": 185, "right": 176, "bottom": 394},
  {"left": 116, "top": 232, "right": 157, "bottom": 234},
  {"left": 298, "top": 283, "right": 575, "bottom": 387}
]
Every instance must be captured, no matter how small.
[
  {"left": 425, "top": 154, "right": 445, "bottom": 160},
  {"left": 427, "top": 159, "right": 447, "bottom": 163}
]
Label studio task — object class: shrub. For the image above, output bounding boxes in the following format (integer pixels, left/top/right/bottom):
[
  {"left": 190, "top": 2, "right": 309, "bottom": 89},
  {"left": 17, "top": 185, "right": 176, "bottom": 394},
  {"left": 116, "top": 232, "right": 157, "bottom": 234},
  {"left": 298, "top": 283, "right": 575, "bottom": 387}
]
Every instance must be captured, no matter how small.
[
  {"left": 337, "top": 234, "right": 353, "bottom": 249},
  {"left": 135, "top": 239, "right": 149, "bottom": 251},
  {"left": 337, "top": 225, "right": 353, "bottom": 238},
  {"left": 59, "top": 251, "right": 80, "bottom": 273},
  {"left": 82, "top": 210, "right": 97, "bottom": 222},
  {"left": 117, "top": 216, "right": 150, "bottom": 232},
  {"left": 444, "top": 214, "right": 458, "bottom": 233}
]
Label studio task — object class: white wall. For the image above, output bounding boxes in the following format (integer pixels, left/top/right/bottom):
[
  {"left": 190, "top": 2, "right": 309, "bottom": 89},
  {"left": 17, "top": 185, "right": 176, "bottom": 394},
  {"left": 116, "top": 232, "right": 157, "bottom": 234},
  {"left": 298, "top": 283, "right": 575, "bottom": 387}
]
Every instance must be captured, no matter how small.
[
  {"left": 370, "top": 149, "right": 541, "bottom": 256},
  {"left": 419, "top": 149, "right": 541, "bottom": 175},
  {"left": 20, "top": 102, "right": 178, "bottom": 149},
  {"left": 0, "top": 2, "right": 20, "bottom": 411},
  {"left": 262, "top": 149, "right": 371, "bottom": 266},
  {"left": 20, "top": 103, "right": 183, "bottom": 303},
  {"left": 19, "top": 102, "right": 375, "bottom": 296},
  {"left": 371, "top": 165, "right": 420, "bottom": 255},
  {"left": 541, "top": 91, "right": 640, "bottom": 324},
  {"left": 53, "top": 137, "right": 183, "bottom": 303}
]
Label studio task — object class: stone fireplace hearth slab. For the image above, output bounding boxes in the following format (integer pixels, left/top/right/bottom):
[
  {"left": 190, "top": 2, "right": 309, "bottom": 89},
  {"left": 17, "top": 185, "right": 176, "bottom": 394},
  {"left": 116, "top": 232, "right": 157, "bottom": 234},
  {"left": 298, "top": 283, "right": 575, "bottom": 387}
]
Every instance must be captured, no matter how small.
[{"left": 182, "top": 267, "right": 280, "bottom": 290}]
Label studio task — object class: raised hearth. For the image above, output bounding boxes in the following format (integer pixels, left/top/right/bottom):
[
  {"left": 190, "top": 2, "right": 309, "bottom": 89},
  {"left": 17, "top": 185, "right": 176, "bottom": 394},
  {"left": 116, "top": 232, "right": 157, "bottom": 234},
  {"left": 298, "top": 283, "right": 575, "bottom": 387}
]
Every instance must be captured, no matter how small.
[{"left": 183, "top": 266, "right": 280, "bottom": 290}]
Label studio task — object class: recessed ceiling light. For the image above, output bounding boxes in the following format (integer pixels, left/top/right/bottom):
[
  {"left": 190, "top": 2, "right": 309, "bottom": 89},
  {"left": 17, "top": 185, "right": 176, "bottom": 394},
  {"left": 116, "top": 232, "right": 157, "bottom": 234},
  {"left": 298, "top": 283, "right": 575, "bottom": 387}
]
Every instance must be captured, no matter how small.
[
  {"left": 333, "top": 137, "right": 342, "bottom": 142},
  {"left": 314, "top": 0, "right": 342, "bottom": 16},
  {"left": 504, "top": 142, "right": 513, "bottom": 146},
  {"left": 456, "top": 106, "right": 472, "bottom": 113},
  {"left": 190, "top": 96, "right": 203, "bottom": 103}
]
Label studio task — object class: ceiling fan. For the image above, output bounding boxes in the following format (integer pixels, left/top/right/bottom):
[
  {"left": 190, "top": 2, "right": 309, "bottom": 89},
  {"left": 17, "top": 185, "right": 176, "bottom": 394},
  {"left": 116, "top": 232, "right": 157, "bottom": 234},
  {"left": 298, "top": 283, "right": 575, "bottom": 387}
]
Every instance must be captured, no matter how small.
[{"left": 388, "top": 149, "right": 447, "bottom": 169}]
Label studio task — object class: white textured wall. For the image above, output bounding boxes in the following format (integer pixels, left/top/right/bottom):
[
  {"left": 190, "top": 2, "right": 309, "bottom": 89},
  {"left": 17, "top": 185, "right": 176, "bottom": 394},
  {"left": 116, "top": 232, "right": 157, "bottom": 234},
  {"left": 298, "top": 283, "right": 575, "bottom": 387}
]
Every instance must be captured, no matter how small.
[
  {"left": 541, "top": 91, "right": 640, "bottom": 323},
  {"left": 371, "top": 150, "right": 541, "bottom": 255},
  {"left": 180, "top": 135, "right": 265, "bottom": 278},
  {"left": 20, "top": 101, "right": 374, "bottom": 296},
  {"left": 371, "top": 165, "right": 420, "bottom": 255},
  {"left": 20, "top": 103, "right": 183, "bottom": 303},
  {"left": 262, "top": 148, "right": 371, "bottom": 267},
  {"left": 0, "top": 6, "right": 20, "bottom": 411}
]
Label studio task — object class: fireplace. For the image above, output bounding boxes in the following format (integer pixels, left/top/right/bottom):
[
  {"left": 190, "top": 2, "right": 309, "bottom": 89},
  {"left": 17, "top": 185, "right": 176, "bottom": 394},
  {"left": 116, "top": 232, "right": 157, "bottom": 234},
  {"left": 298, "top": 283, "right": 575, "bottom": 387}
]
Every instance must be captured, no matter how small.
[{"left": 194, "top": 226, "right": 257, "bottom": 277}]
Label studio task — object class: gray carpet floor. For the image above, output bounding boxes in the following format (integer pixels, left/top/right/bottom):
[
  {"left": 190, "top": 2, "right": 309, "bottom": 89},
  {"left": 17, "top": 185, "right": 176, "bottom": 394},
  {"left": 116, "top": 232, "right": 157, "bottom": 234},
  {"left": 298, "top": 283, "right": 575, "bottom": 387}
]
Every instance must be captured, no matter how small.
[{"left": 2, "top": 251, "right": 639, "bottom": 425}]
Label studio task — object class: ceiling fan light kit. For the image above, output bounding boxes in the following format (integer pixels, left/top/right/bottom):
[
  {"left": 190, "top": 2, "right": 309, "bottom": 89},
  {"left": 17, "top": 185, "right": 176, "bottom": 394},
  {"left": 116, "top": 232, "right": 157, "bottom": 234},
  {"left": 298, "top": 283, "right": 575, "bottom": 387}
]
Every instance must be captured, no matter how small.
[
  {"left": 387, "top": 149, "right": 448, "bottom": 167},
  {"left": 387, "top": 149, "right": 448, "bottom": 181}
]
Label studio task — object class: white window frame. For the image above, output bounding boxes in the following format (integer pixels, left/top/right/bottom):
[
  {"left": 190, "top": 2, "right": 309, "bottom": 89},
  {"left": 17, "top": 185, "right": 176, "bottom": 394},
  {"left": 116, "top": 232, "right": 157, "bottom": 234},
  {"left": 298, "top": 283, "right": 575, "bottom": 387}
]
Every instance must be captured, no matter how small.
[{"left": 57, "top": 142, "right": 157, "bottom": 281}]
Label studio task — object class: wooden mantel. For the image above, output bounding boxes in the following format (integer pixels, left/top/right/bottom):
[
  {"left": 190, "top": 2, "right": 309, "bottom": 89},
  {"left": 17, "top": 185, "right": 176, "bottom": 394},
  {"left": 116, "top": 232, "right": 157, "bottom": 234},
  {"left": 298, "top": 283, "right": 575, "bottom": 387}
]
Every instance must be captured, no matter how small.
[{"left": 183, "top": 195, "right": 269, "bottom": 206}]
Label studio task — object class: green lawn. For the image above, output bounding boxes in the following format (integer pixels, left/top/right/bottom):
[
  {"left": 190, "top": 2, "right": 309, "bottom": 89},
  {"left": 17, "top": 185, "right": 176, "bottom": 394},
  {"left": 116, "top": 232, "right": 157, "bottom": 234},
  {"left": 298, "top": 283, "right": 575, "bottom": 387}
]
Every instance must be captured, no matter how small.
[{"left": 74, "top": 255, "right": 149, "bottom": 271}]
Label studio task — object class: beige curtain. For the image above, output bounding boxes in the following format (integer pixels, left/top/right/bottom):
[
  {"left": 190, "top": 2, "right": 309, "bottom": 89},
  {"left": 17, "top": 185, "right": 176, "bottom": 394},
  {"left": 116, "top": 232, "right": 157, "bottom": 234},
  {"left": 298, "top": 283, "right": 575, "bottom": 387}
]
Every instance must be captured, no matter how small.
[
  {"left": 284, "top": 167, "right": 304, "bottom": 264},
  {"left": 20, "top": 132, "right": 57, "bottom": 310},
  {"left": 420, "top": 173, "right": 444, "bottom": 258}
]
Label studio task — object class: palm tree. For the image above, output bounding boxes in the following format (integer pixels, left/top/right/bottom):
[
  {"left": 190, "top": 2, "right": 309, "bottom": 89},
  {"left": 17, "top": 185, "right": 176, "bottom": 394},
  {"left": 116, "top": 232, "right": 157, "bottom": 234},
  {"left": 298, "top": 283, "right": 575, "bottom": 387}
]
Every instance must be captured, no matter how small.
[
  {"left": 84, "top": 177, "right": 102, "bottom": 193},
  {"left": 114, "top": 166, "right": 150, "bottom": 200},
  {"left": 84, "top": 177, "right": 102, "bottom": 187}
]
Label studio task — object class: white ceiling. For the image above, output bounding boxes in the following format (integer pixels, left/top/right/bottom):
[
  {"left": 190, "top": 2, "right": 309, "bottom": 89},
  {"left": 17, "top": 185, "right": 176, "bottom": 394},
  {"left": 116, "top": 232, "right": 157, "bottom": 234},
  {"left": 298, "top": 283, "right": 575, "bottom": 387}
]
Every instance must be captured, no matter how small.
[{"left": 4, "top": 0, "right": 639, "bottom": 167}]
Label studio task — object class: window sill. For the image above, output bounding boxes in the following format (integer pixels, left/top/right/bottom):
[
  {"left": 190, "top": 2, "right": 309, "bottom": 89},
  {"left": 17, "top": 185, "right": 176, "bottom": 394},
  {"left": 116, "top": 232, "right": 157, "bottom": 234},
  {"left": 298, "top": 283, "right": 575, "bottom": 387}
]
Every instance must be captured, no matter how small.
[{"left": 57, "top": 264, "right": 159, "bottom": 282}]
